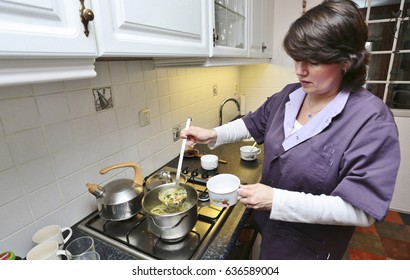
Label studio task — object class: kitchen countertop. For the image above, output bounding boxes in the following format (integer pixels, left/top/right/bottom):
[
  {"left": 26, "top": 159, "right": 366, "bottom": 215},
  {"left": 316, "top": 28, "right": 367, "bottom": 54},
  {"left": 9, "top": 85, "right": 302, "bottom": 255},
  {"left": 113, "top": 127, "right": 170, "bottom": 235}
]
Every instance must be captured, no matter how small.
[{"left": 72, "top": 141, "right": 264, "bottom": 260}]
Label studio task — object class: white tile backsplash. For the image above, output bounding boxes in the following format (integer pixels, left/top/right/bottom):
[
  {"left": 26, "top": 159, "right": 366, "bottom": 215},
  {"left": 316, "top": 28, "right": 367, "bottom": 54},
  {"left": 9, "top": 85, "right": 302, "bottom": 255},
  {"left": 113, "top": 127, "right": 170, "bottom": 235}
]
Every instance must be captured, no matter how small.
[
  {"left": 17, "top": 156, "right": 55, "bottom": 194},
  {"left": 27, "top": 182, "right": 63, "bottom": 219},
  {"left": 108, "top": 61, "right": 129, "bottom": 85},
  {"left": 72, "top": 115, "right": 100, "bottom": 143},
  {"left": 37, "top": 92, "right": 71, "bottom": 126},
  {"left": 112, "top": 84, "right": 132, "bottom": 107},
  {"left": 0, "top": 197, "right": 32, "bottom": 240},
  {"left": 126, "top": 60, "right": 144, "bottom": 82},
  {"left": 58, "top": 171, "right": 87, "bottom": 204},
  {"left": 7, "top": 128, "right": 48, "bottom": 165},
  {"left": 115, "top": 106, "right": 134, "bottom": 129},
  {"left": 67, "top": 89, "right": 95, "bottom": 118},
  {"left": 51, "top": 147, "right": 82, "bottom": 179},
  {"left": 0, "top": 136, "right": 13, "bottom": 171},
  {"left": 0, "top": 58, "right": 294, "bottom": 257},
  {"left": 44, "top": 121, "right": 75, "bottom": 153},
  {"left": 96, "top": 110, "right": 118, "bottom": 135},
  {"left": 0, "top": 168, "right": 23, "bottom": 206},
  {"left": 0, "top": 97, "right": 41, "bottom": 134}
]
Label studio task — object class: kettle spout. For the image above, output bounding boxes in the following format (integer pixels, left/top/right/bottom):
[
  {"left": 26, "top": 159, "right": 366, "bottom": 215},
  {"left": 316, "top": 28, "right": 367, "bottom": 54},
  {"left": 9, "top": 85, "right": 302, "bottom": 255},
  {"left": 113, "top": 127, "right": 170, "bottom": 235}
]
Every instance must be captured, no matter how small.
[{"left": 86, "top": 183, "right": 104, "bottom": 197}]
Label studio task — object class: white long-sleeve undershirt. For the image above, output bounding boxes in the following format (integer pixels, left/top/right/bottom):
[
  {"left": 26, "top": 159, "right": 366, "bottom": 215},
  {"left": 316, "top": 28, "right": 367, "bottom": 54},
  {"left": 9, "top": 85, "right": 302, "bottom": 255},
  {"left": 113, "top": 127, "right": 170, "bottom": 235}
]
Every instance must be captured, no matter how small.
[{"left": 211, "top": 119, "right": 375, "bottom": 227}]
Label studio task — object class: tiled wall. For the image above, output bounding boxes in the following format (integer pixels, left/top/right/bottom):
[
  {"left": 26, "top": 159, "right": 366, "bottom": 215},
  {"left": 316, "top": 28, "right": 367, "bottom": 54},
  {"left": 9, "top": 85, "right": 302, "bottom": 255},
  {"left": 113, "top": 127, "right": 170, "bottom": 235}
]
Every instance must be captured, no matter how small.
[{"left": 241, "top": 64, "right": 296, "bottom": 112}]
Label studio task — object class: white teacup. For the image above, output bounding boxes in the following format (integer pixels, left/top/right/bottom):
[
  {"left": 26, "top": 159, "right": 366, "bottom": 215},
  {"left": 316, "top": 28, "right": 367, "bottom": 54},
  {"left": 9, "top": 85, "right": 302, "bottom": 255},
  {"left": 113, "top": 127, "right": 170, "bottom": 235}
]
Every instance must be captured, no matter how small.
[
  {"left": 26, "top": 240, "right": 67, "bottom": 260},
  {"left": 32, "top": 225, "right": 73, "bottom": 249},
  {"left": 240, "top": 145, "right": 261, "bottom": 161},
  {"left": 206, "top": 174, "right": 240, "bottom": 207},
  {"left": 201, "top": 154, "right": 218, "bottom": 170}
]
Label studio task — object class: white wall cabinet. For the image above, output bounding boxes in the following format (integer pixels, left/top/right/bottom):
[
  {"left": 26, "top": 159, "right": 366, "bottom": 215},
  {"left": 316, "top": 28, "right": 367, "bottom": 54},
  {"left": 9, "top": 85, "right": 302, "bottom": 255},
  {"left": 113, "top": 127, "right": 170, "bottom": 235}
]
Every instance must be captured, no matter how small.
[
  {"left": 248, "top": 0, "right": 274, "bottom": 58},
  {"left": 90, "top": 0, "right": 210, "bottom": 57},
  {"left": 211, "top": 0, "right": 248, "bottom": 57},
  {"left": 211, "top": 0, "right": 274, "bottom": 59},
  {"left": 0, "top": 0, "right": 275, "bottom": 87},
  {"left": 0, "top": 0, "right": 98, "bottom": 87}
]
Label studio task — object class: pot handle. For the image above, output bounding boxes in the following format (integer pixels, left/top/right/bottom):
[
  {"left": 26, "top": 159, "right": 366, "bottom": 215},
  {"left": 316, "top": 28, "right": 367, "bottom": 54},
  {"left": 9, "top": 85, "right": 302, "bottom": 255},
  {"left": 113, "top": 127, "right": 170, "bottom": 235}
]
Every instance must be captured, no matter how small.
[
  {"left": 99, "top": 162, "right": 144, "bottom": 186},
  {"left": 149, "top": 214, "right": 188, "bottom": 229}
]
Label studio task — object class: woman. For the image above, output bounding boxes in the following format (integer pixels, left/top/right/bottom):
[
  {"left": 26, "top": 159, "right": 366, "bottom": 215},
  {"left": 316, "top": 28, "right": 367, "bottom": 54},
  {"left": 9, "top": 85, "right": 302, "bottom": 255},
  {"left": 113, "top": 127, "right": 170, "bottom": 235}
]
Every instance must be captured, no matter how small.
[{"left": 181, "top": 0, "right": 400, "bottom": 260}]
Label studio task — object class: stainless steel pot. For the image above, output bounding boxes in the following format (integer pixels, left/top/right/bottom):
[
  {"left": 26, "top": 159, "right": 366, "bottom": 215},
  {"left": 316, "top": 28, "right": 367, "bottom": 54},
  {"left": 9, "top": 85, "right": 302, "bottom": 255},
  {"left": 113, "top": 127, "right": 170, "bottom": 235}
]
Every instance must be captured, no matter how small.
[
  {"left": 142, "top": 183, "right": 198, "bottom": 242},
  {"left": 86, "top": 162, "right": 144, "bottom": 221}
]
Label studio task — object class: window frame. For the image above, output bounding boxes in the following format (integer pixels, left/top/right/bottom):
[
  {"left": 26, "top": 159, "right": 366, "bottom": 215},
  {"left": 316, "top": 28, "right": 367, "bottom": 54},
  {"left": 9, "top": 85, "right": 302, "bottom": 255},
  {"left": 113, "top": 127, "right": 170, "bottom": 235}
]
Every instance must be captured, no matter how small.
[{"left": 358, "top": 0, "right": 410, "bottom": 116}]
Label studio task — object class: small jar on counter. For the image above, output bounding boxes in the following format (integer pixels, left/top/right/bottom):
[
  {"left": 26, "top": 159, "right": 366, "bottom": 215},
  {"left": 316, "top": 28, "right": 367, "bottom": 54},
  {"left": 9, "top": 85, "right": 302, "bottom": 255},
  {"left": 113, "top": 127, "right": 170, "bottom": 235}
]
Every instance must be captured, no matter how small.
[{"left": 0, "top": 251, "right": 22, "bottom": 260}]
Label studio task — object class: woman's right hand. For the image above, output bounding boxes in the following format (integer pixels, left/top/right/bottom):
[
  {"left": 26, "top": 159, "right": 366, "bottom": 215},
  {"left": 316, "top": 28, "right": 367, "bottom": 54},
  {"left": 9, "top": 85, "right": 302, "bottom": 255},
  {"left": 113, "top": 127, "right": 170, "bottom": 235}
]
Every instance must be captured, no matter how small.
[{"left": 180, "top": 126, "right": 217, "bottom": 147}]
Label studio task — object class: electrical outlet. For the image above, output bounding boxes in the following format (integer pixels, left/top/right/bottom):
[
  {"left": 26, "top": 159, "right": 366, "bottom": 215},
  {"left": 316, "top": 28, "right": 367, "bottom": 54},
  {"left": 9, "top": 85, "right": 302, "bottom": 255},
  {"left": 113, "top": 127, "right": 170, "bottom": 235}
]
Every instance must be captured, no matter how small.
[
  {"left": 172, "top": 125, "right": 181, "bottom": 142},
  {"left": 233, "top": 82, "right": 238, "bottom": 94},
  {"left": 213, "top": 84, "right": 218, "bottom": 96},
  {"left": 139, "top": 109, "right": 151, "bottom": 126}
]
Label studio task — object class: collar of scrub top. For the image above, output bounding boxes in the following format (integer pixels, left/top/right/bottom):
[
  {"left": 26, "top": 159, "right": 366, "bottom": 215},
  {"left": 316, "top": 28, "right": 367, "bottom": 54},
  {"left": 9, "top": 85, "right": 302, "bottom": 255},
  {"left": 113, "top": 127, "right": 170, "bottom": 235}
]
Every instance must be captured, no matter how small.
[{"left": 282, "top": 87, "right": 350, "bottom": 151}]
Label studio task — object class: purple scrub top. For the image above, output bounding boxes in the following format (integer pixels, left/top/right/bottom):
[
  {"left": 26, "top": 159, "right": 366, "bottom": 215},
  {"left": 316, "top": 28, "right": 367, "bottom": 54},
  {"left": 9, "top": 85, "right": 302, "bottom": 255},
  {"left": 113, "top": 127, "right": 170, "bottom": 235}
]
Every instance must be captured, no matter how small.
[{"left": 242, "top": 83, "right": 400, "bottom": 259}]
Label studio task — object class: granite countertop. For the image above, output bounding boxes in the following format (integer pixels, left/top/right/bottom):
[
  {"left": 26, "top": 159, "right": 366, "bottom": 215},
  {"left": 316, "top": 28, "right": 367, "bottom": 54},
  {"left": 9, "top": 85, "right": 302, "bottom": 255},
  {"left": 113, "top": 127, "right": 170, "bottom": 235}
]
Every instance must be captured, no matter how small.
[{"left": 72, "top": 141, "right": 263, "bottom": 260}]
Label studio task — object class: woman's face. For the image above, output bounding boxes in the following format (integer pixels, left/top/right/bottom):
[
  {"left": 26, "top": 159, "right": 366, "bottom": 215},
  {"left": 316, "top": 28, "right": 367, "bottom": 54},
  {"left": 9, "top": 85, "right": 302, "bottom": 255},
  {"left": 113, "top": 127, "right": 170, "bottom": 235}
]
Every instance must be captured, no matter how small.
[{"left": 294, "top": 61, "right": 345, "bottom": 97}]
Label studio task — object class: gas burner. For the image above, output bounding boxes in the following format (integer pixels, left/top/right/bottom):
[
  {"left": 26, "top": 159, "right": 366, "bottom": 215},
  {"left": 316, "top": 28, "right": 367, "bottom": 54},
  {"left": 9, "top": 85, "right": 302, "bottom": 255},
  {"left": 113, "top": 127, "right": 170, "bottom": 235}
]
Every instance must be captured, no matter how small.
[{"left": 198, "top": 189, "right": 209, "bottom": 202}]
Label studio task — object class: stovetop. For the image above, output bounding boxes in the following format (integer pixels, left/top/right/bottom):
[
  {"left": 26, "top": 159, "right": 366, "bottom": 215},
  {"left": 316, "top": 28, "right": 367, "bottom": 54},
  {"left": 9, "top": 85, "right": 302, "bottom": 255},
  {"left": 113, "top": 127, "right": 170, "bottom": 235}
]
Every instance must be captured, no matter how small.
[{"left": 77, "top": 166, "right": 232, "bottom": 260}]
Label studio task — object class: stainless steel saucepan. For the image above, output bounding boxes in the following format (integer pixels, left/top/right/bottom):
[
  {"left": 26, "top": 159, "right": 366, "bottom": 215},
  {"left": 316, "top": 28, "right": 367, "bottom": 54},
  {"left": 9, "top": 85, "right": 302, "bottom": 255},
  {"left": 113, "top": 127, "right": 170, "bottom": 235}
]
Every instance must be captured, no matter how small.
[{"left": 142, "top": 182, "right": 198, "bottom": 242}]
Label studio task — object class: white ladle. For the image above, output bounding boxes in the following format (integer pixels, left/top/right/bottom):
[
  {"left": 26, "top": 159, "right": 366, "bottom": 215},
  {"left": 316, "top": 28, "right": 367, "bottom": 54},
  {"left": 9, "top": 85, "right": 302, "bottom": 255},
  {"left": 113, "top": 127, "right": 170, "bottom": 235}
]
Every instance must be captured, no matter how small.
[
  {"left": 175, "top": 117, "right": 192, "bottom": 188},
  {"left": 158, "top": 117, "right": 191, "bottom": 210}
]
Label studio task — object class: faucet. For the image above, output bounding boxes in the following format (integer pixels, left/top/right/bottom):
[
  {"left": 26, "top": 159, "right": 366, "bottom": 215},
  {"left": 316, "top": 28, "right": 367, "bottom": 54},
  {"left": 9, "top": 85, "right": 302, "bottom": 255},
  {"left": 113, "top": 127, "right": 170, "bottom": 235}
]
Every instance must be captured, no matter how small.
[{"left": 219, "top": 97, "right": 241, "bottom": 125}]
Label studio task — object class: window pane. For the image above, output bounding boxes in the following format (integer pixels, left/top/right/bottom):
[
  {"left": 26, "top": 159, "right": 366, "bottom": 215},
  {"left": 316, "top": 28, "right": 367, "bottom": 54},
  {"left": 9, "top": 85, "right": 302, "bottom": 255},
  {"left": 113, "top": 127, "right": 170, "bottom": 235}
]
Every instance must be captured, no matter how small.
[
  {"left": 387, "top": 84, "right": 410, "bottom": 109},
  {"left": 404, "top": 0, "right": 410, "bottom": 18},
  {"left": 367, "top": 53, "right": 391, "bottom": 80},
  {"left": 369, "top": 1, "right": 401, "bottom": 20},
  {"left": 396, "top": 17, "right": 410, "bottom": 50},
  {"left": 391, "top": 52, "right": 410, "bottom": 81},
  {"left": 365, "top": 83, "right": 385, "bottom": 100},
  {"left": 367, "top": 22, "right": 397, "bottom": 51}
]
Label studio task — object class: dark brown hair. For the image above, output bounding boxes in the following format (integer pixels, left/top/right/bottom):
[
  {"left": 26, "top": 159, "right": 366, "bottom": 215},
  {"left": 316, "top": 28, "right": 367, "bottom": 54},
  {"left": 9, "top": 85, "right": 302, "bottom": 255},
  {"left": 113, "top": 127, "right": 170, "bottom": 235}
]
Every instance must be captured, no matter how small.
[{"left": 283, "top": 0, "right": 370, "bottom": 91}]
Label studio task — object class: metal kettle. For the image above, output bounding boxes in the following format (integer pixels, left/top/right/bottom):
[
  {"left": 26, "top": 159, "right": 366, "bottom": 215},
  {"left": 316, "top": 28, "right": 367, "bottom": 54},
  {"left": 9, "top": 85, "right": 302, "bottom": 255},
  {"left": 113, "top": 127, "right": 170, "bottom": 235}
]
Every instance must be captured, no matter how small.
[{"left": 86, "top": 162, "right": 144, "bottom": 221}]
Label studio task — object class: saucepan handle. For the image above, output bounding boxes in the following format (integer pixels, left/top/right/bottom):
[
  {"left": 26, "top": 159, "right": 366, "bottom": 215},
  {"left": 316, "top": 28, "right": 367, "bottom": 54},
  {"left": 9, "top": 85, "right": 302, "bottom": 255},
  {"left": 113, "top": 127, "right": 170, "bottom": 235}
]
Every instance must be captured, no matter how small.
[{"left": 149, "top": 214, "right": 188, "bottom": 229}]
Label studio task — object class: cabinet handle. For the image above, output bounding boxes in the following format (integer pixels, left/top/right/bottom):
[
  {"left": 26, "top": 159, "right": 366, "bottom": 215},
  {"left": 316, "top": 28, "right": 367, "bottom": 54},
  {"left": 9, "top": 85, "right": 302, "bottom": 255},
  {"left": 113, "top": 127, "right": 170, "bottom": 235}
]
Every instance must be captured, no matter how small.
[
  {"left": 261, "top": 42, "right": 267, "bottom": 53},
  {"left": 79, "top": 0, "right": 94, "bottom": 37},
  {"left": 213, "top": 28, "right": 219, "bottom": 47}
]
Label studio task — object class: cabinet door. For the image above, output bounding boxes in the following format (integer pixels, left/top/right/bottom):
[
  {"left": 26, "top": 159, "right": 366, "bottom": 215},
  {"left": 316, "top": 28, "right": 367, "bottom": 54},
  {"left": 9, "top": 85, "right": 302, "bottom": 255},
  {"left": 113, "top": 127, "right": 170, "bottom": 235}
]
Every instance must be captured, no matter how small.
[
  {"left": 91, "top": 0, "right": 209, "bottom": 57},
  {"left": 0, "top": 0, "right": 97, "bottom": 86},
  {"left": 0, "top": 0, "right": 97, "bottom": 57},
  {"left": 212, "top": 0, "right": 248, "bottom": 57},
  {"left": 248, "top": 0, "right": 273, "bottom": 58}
]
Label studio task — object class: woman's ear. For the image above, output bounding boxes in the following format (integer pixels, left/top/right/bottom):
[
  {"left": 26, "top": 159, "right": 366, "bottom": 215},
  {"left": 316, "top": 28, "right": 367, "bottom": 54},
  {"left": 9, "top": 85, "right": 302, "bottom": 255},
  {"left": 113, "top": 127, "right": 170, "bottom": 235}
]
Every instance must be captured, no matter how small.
[{"left": 342, "top": 60, "right": 352, "bottom": 72}]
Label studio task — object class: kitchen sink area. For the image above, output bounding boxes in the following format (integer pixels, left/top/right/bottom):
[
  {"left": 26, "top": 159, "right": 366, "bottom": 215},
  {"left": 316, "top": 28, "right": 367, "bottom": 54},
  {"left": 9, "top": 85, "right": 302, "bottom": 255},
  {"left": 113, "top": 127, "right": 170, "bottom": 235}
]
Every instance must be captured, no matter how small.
[{"left": 72, "top": 141, "right": 263, "bottom": 260}]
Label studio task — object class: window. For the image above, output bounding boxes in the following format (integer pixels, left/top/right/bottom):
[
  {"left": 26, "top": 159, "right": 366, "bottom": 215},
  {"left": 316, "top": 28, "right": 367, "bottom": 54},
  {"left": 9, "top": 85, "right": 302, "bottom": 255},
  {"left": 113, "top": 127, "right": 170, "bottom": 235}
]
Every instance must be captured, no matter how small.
[{"left": 354, "top": 0, "right": 410, "bottom": 111}]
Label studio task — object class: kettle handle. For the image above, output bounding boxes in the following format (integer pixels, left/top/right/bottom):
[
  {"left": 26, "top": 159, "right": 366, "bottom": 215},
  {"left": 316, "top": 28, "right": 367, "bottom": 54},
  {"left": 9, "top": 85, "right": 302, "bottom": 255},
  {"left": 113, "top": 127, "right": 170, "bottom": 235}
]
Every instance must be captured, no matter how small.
[{"left": 99, "top": 162, "right": 144, "bottom": 186}]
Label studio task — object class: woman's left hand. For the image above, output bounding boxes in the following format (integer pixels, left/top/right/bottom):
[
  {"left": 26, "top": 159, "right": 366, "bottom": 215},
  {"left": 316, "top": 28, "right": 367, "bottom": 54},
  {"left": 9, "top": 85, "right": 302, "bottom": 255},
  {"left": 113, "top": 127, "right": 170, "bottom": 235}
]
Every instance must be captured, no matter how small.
[{"left": 237, "top": 183, "right": 273, "bottom": 210}]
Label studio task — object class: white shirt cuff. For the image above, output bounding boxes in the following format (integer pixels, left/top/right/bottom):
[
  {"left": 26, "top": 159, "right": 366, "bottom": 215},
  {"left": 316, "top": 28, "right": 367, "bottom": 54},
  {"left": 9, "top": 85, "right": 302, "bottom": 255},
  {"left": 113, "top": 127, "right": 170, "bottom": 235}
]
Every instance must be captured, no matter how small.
[{"left": 270, "top": 188, "right": 375, "bottom": 227}]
